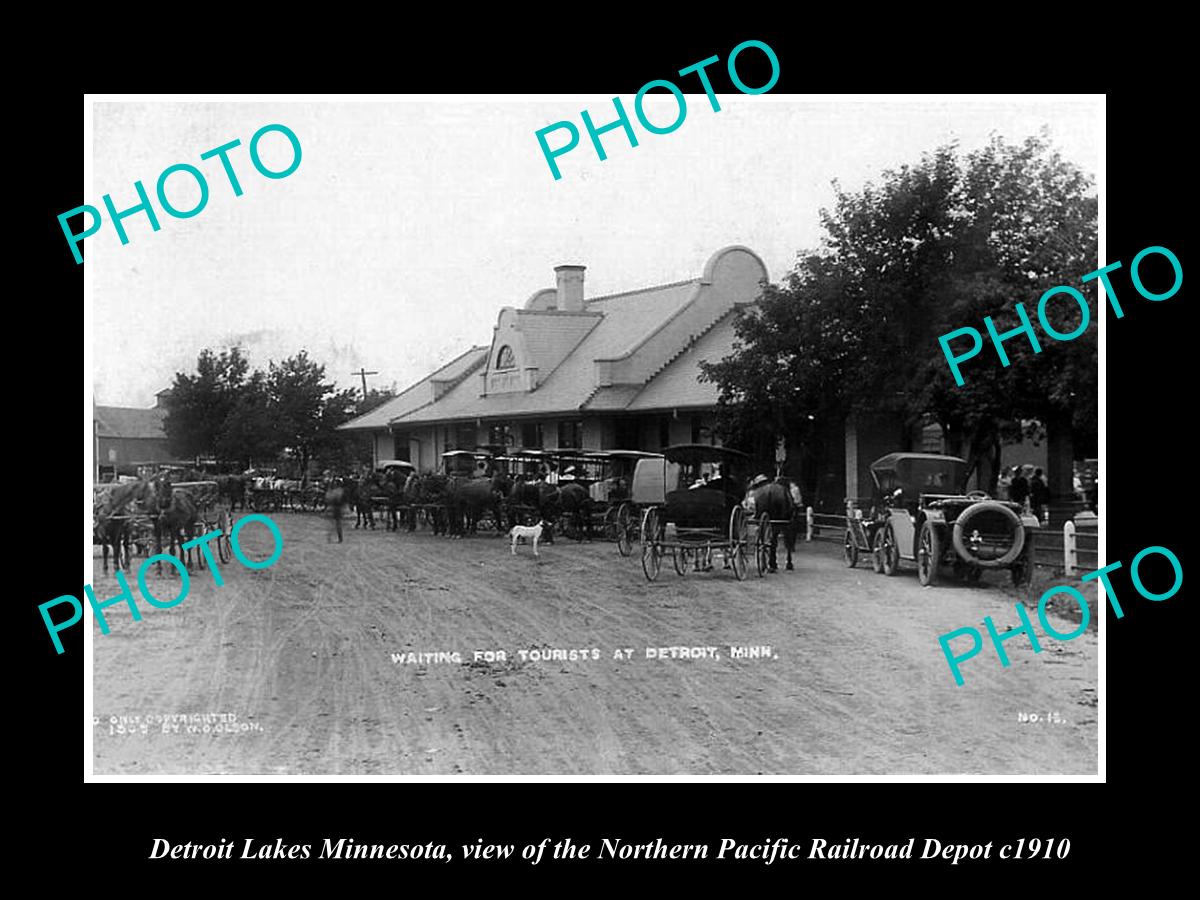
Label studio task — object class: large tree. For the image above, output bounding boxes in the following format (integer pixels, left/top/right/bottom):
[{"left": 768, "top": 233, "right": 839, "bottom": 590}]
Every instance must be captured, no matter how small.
[
  {"left": 162, "top": 347, "right": 252, "bottom": 459},
  {"left": 163, "top": 347, "right": 380, "bottom": 474},
  {"left": 266, "top": 351, "right": 360, "bottom": 478},
  {"left": 702, "top": 133, "right": 1097, "bottom": 493}
]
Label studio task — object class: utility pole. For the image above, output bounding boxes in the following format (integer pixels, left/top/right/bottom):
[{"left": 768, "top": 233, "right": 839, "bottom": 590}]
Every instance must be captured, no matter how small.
[{"left": 352, "top": 367, "right": 379, "bottom": 398}]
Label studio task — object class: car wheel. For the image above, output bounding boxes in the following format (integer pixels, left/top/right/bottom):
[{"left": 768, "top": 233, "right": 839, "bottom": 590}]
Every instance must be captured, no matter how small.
[
  {"left": 1011, "top": 534, "right": 1036, "bottom": 589},
  {"left": 917, "top": 521, "right": 941, "bottom": 587},
  {"left": 844, "top": 529, "right": 858, "bottom": 568},
  {"left": 881, "top": 524, "right": 900, "bottom": 576}
]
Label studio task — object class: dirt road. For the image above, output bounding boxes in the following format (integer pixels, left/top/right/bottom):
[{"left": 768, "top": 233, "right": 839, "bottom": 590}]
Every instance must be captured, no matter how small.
[{"left": 92, "top": 514, "right": 1098, "bottom": 775}]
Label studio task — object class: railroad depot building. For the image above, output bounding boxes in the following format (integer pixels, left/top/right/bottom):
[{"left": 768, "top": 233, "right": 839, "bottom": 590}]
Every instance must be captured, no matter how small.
[
  {"left": 341, "top": 246, "right": 768, "bottom": 473},
  {"left": 341, "top": 244, "right": 1076, "bottom": 515}
]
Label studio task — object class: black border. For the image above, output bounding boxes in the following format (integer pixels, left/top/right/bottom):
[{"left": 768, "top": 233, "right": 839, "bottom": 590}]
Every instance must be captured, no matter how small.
[{"left": 22, "top": 22, "right": 1189, "bottom": 884}]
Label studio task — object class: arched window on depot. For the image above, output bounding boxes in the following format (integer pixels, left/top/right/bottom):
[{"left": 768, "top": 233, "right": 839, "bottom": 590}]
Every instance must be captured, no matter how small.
[{"left": 496, "top": 345, "right": 516, "bottom": 370}]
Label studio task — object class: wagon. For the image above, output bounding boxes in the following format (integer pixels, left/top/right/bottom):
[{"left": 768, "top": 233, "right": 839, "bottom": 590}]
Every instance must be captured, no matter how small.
[
  {"left": 632, "top": 444, "right": 754, "bottom": 581},
  {"left": 169, "top": 481, "right": 235, "bottom": 567},
  {"left": 369, "top": 460, "right": 416, "bottom": 529},
  {"left": 567, "top": 450, "right": 663, "bottom": 552},
  {"left": 95, "top": 479, "right": 235, "bottom": 572},
  {"left": 442, "top": 449, "right": 493, "bottom": 477}
]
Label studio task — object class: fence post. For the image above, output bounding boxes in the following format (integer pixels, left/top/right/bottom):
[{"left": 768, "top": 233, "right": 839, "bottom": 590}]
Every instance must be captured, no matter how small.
[
  {"left": 806, "top": 506, "right": 814, "bottom": 542},
  {"left": 1063, "top": 519, "right": 1077, "bottom": 576}
]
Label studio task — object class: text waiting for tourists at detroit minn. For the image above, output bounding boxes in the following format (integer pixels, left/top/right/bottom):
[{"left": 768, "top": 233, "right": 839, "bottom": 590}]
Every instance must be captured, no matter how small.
[
  {"left": 391, "top": 645, "right": 778, "bottom": 666},
  {"left": 151, "top": 835, "right": 1070, "bottom": 864}
]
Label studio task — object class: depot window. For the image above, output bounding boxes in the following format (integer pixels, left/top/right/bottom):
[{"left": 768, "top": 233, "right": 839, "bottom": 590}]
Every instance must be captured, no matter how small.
[{"left": 558, "top": 420, "right": 582, "bottom": 449}]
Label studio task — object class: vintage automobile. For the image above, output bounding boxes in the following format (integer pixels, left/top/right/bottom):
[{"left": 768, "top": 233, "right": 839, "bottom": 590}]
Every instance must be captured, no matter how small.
[{"left": 861, "top": 452, "right": 1039, "bottom": 587}]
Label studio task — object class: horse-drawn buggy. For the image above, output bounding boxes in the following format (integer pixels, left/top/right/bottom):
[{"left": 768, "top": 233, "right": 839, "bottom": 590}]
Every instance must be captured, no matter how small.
[
  {"left": 361, "top": 459, "right": 416, "bottom": 531},
  {"left": 496, "top": 449, "right": 553, "bottom": 527},
  {"left": 844, "top": 452, "right": 1039, "bottom": 587},
  {"left": 581, "top": 450, "right": 661, "bottom": 547},
  {"left": 632, "top": 444, "right": 757, "bottom": 581},
  {"left": 93, "top": 476, "right": 235, "bottom": 574}
]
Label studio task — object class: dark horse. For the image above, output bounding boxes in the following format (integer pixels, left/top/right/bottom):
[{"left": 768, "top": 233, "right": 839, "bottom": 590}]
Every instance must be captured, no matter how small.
[
  {"left": 407, "top": 473, "right": 451, "bottom": 535},
  {"left": 355, "top": 473, "right": 380, "bottom": 530},
  {"left": 95, "top": 479, "right": 155, "bottom": 572},
  {"left": 154, "top": 477, "right": 200, "bottom": 574},
  {"left": 216, "top": 474, "right": 246, "bottom": 511},
  {"left": 747, "top": 479, "right": 797, "bottom": 572},
  {"left": 446, "top": 473, "right": 510, "bottom": 536},
  {"left": 556, "top": 482, "right": 594, "bottom": 540},
  {"left": 507, "top": 481, "right": 560, "bottom": 526}
]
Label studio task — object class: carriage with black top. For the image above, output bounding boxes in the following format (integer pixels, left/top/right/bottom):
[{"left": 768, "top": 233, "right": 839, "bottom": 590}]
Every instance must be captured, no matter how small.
[
  {"left": 568, "top": 450, "right": 663, "bottom": 550},
  {"left": 632, "top": 444, "right": 756, "bottom": 581}
]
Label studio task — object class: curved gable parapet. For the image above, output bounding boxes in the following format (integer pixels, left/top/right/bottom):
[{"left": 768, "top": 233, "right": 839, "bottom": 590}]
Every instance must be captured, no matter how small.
[
  {"left": 524, "top": 288, "right": 559, "bottom": 311},
  {"left": 700, "top": 245, "right": 769, "bottom": 287},
  {"left": 594, "top": 246, "right": 767, "bottom": 387}
]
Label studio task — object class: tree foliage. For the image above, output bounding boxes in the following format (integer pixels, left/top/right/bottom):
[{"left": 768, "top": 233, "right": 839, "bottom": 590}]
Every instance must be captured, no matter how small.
[
  {"left": 701, "top": 133, "right": 1097, "bottom": 490},
  {"left": 162, "top": 347, "right": 386, "bottom": 473}
]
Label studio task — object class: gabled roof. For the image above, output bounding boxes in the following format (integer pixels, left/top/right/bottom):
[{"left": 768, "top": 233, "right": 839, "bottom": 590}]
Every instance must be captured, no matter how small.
[
  {"left": 339, "top": 346, "right": 489, "bottom": 431},
  {"left": 94, "top": 405, "right": 167, "bottom": 440},
  {"left": 625, "top": 308, "right": 743, "bottom": 411},
  {"left": 372, "top": 247, "right": 768, "bottom": 428},
  {"left": 392, "top": 280, "right": 701, "bottom": 425},
  {"left": 515, "top": 309, "right": 602, "bottom": 376}
]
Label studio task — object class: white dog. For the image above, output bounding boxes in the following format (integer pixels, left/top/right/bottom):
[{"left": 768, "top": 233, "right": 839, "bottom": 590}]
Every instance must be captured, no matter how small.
[{"left": 510, "top": 520, "right": 551, "bottom": 557}]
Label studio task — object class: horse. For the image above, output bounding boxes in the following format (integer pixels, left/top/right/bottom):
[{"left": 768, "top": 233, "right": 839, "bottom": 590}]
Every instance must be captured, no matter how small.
[
  {"left": 154, "top": 478, "right": 200, "bottom": 574},
  {"left": 557, "top": 481, "right": 594, "bottom": 540},
  {"left": 417, "top": 474, "right": 452, "bottom": 535},
  {"left": 746, "top": 479, "right": 797, "bottom": 572},
  {"left": 446, "top": 475, "right": 507, "bottom": 536},
  {"left": 355, "top": 473, "right": 380, "bottom": 529},
  {"left": 507, "top": 480, "right": 559, "bottom": 525},
  {"left": 216, "top": 474, "right": 246, "bottom": 511},
  {"left": 94, "top": 479, "right": 157, "bottom": 573},
  {"left": 488, "top": 471, "right": 513, "bottom": 528}
]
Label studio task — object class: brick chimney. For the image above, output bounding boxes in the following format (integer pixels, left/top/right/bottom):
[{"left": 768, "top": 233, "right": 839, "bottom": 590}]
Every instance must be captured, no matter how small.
[{"left": 554, "top": 265, "right": 586, "bottom": 312}]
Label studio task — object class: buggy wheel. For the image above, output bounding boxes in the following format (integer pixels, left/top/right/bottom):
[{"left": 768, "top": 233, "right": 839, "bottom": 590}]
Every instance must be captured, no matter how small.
[
  {"left": 871, "top": 530, "right": 885, "bottom": 573},
  {"left": 917, "top": 521, "right": 941, "bottom": 586},
  {"left": 602, "top": 506, "right": 619, "bottom": 542},
  {"left": 880, "top": 524, "right": 900, "bottom": 576},
  {"left": 729, "top": 506, "right": 748, "bottom": 581},
  {"left": 673, "top": 547, "right": 690, "bottom": 576},
  {"left": 756, "top": 512, "right": 773, "bottom": 577},
  {"left": 844, "top": 529, "right": 859, "bottom": 568},
  {"left": 616, "top": 503, "right": 635, "bottom": 557},
  {"left": 640, "top": 508, "right": 662, "bottom": 582},
  {"left": 216, "top": 511, "right": 232, "bottom": 563},
  {"left": 1011, "top": 533, "right": 1035, "bottom": 589}
]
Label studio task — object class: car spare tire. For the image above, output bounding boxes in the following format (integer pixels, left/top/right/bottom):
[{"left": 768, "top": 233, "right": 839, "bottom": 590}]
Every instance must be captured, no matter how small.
[{"left": 951, "top": 500, "right": 1025, "bottom": 569}]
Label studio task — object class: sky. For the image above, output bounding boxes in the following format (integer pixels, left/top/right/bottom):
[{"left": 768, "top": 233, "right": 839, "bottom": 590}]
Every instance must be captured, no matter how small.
[{"left": 88, "top": 97, "right": 1101, "bottom": 407}]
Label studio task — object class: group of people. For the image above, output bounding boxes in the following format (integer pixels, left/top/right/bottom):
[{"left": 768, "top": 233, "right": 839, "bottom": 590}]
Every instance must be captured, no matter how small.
[{"left": 1000, "top": 465, "right": 1050, "bottom": 521}]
